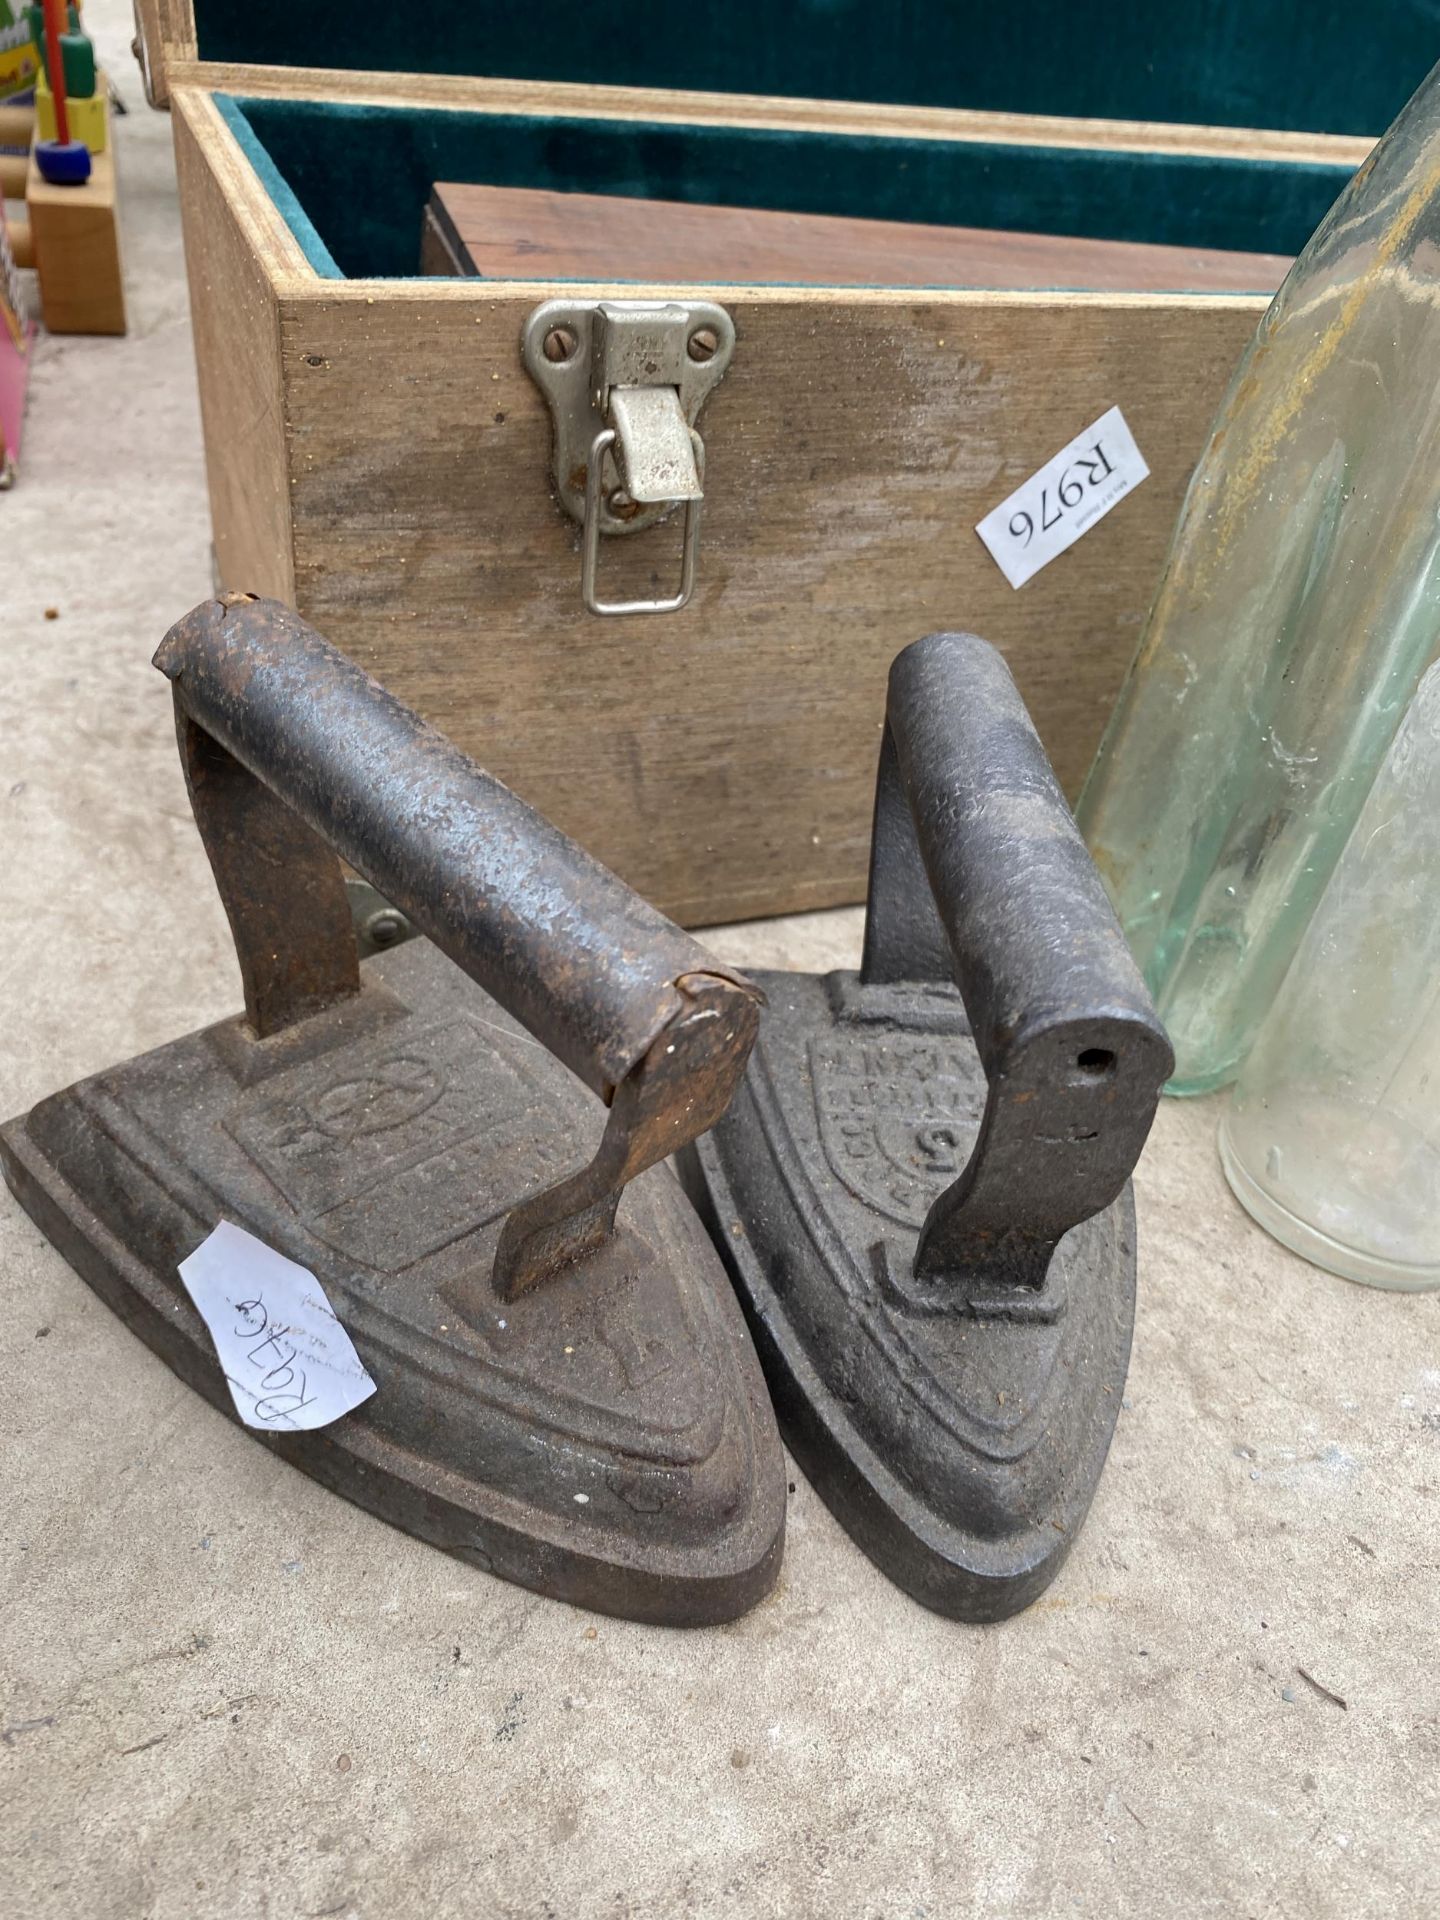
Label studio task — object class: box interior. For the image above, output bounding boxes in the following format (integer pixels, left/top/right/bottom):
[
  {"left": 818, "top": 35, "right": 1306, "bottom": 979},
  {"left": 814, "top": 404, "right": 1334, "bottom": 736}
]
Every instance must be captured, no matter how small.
[
  {"left": 198, "top": 0, "right": 1430, "bottom": 141},
  {"left": 220, "top": 95, "right": 1360, "bottom": 286}
]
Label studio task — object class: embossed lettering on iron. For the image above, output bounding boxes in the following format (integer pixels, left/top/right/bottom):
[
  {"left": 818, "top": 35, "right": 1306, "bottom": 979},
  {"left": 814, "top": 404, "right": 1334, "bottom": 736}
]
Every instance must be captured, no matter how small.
[
  {"left": 226, "top": 1019, "right": 577, "bottom": 1271},
  {"left": 809, "top": 1034, "right": 983, "bottom": 1229}
]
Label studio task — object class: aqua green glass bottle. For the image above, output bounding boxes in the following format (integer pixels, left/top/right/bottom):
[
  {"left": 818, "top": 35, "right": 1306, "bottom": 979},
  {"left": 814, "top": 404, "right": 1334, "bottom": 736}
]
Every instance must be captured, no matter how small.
[
  {"left": 1220, "top": 659, "right": 1440, "bottom": 1291},
  {"left": 1077, "top": 61, "right": 1440, "bottom": 1094}
]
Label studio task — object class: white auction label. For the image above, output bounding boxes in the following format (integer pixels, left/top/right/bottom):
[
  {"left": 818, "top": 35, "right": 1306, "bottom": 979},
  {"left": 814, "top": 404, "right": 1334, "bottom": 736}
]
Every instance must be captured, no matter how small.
[
  {"left": 976, "top": 405, "right": 1149, "bottom": 589},
  {"left": 177, "top": 1221, "right": 377, "bottom": 1432}
]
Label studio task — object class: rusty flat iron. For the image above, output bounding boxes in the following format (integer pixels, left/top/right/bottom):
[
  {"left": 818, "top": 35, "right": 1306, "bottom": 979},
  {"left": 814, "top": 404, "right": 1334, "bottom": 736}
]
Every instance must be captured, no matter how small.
[
  {"left": 682, "top": 633, "right": 1172, "bottom": 1621},
  {"left": 1, "top": 597, "right": 785, "bottom": 1626}
]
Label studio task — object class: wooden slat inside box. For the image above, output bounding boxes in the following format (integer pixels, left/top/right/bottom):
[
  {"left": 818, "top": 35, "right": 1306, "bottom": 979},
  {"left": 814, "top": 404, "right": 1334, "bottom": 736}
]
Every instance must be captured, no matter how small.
[
  {"left": 423, "top": 185, "right": 1292, "bottom": 294},
  {"left": 136, "top": 0, "right": 1405, "bottom": 923}
]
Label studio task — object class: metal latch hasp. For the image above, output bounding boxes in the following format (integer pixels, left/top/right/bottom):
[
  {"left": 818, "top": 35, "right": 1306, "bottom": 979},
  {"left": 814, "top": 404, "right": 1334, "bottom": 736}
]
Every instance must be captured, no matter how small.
[{"left": 521, "top": 299, "right": 735, "bottom": 616}]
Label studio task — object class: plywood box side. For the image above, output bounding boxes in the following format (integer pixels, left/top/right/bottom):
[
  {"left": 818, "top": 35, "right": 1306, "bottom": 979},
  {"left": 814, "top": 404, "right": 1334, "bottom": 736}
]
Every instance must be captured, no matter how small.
[
  {"left": 133, "top": 0, "right": 198, "bottom": 106},
  {"left": 152, "top": 62, "right": 1378, "bottom": 171},
  {"left": 290, "top": 276, "right": 1271, "bottom": 316},
  {"left": 171, "top": 86, "right": 316, "bottom": 280},
  {"left": 272, "top": 282, "right": 1260, "bottom": 924},
  {"left": 171, "top": 91, "right": 298, "bottom": 603}
]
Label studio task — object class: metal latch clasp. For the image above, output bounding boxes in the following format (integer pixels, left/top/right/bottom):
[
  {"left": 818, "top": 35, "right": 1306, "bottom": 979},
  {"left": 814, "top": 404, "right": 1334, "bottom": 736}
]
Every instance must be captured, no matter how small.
[{"left": 521, "top": 299, "right": 734, "bottom": 616}]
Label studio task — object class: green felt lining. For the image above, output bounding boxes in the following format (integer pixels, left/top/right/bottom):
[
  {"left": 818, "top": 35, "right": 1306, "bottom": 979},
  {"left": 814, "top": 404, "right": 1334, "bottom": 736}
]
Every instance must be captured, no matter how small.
[
  {"left": 222, "top": 94, "right": 1355, "bottom": 288},
  {"left": 216, "top": 97, "right": 341, "bottom": 278},
  {"left": 219, "top": 95, "right": 1359, "bottom": 286},
  {"left": 197, "top": 1, "right": 1436, "bottom": 142}
]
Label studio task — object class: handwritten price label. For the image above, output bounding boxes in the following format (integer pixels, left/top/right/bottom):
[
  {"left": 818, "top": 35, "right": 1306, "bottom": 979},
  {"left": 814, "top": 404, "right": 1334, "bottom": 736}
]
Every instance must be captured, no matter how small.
[
  {"left": 975, "top": 405, "right": 1149, "bottom": 589},
  {"left": 177, "top": 1221, "right": 377, "bottom": 1432}
]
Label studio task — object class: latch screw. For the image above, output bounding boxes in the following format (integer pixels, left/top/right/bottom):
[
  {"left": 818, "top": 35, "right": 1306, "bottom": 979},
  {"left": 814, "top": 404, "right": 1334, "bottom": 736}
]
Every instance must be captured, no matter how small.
[
  {"left": 543, "top": 326, "right": 579, "bottom": 364},
  {"left": 687, "top": 327, "right": 719, "bottom": 363},
  {"left": 362, "top": 906, "right": 412, "bottom": 952}
]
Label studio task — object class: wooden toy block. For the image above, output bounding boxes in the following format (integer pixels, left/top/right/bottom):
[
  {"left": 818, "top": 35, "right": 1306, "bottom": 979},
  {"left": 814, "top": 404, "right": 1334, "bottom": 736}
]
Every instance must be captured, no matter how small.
[
  {"left": 25, "top": 98, "right": 125, "bottom": 333},
  {"left": 0, "top": 104, "right": 28, "bottom": 198}
]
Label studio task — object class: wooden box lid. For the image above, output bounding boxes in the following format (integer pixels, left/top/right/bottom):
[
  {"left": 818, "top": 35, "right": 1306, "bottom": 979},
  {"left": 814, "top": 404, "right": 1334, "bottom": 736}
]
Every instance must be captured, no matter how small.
[{"left": 136, "top": 0, "right": 1430, "bottom": 148}]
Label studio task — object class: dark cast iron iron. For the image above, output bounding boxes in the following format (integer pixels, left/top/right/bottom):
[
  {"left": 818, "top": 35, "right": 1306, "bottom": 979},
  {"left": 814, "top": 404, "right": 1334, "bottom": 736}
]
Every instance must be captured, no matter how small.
[
  {"left": 0, "top": 596, "right": 785, "bottom": 1626},
  {"left": 681, "top": 631, "right": 1173, "bottom": 1621}
]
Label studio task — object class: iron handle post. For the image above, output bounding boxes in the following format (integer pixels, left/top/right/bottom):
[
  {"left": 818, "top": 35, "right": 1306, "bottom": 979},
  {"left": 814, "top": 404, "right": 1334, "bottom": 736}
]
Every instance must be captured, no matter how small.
[
  {"left": 861, "top": 631, "right": 1172, "bottom": 1291},
  {"left": 154, "top": 594, "right": 762, "bottom": 1295}
]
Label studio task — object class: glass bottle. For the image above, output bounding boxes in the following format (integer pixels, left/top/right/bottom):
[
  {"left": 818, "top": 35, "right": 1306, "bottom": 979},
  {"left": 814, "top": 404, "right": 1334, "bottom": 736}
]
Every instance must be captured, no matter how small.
[
  {"left": 1219, "top": 659, "right": 1440, "bottom": 1290},
  {"left": 1077, "top": 59, "right": 1440, "bottom": 1094}
]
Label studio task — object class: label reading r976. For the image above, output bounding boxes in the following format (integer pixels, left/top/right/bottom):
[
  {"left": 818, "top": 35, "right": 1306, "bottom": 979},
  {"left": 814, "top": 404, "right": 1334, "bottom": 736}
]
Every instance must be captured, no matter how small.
[{"left": 975, "top": 405, "right": 1149, "bottom": 589}]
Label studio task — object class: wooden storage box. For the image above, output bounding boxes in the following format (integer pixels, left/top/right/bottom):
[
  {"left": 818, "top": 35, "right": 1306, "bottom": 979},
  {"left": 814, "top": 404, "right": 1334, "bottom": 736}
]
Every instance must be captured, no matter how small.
[{"left": 138, "top": 2, "right": 1406, "bottom": 923}]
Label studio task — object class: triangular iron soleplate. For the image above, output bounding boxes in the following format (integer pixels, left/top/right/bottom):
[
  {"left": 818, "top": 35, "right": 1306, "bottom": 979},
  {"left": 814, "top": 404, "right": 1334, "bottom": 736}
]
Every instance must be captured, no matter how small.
[
  {"left": 682, "top": 969, "right": 1135, "bottom": 1622},
  {"left": 1, "top": 940, "right": 785, "bottom": 1626}
]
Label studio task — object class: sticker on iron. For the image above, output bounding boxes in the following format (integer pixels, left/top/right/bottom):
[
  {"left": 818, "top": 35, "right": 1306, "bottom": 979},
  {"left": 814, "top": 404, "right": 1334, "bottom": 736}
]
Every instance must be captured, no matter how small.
[
  {"left": 177, "top": 1220, "right": 377, "bottom": 1432},
  {"left": 975, "top": 404, "right": 1149, "bottom": 589}
]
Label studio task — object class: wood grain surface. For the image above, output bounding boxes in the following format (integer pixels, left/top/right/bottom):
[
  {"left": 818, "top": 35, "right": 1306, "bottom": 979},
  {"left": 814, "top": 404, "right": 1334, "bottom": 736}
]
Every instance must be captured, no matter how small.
[
  {"left": 171, "top": 93, "right": 300, "bottom": 603},
  {"left": 132, "top": 0, "right": 197, "bottom": 106},
  {"left": 426, "top": 182, "right": 1292, "bottom": 294},
  {"left": 265, "top": 283, "right": 1257, "bottom": 923},
  {"left": 0, "top": 103, "right": 35, "bottom": 144},
  {"left": 153, "top": 37, "right": 1377, "bottom": 172},
  {"left": 25, "top": 137, "right": 126, "bottom": 335},
  {"left": 175, "top": 79, "right": 1268, "bottom": 923}
]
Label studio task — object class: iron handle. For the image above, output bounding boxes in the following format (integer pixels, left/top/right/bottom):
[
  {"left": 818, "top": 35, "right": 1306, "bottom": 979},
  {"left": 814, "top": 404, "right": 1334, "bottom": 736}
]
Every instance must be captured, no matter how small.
[
  {"left": 861, "top": 631, "right": 1172, "bottom": 1292},
  {"left": 154, "top": 595, "right": 762, "bottom": 1296}
]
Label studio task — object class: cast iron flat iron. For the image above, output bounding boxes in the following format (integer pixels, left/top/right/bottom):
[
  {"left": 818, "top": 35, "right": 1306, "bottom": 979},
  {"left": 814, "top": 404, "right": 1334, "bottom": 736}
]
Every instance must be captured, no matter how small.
[
  {"left": 683, "top": 632, "right": 1172, "bottom": 1621},
  {"left": 1, "top": 596, "right": 785, "bottom": 1626}
]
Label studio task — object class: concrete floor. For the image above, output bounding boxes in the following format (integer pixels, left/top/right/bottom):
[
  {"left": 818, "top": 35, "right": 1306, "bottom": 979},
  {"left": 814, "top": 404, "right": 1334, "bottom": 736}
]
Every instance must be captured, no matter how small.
[{"left": 3, "top": 11, "right": 1438, "bottom": 1916}]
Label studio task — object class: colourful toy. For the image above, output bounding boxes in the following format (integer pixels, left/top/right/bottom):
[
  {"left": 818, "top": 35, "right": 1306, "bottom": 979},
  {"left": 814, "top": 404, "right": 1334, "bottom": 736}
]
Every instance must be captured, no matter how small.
[
  {"left": 22, "top": 1, "right": 124, "bottom": 335},
  {"left": 31, "top": 0, "right": 87, "bottom": 185},
  {"left": 0, "top": 2, "right": 40, "bottom": 105},
  {"left": 25, "top": 3, "right": 91, "bottom": 97},
  {"left": 34, "top": 4, "right": 90, "bottom": 93},
  {"left": 0, "top": 196, "right": 35, "bottom": 484},
  {"left": 0, "top": 99, "right": 34, "bottom": 198},
  {"left": 20, "top": 1, "right": 102, "bottom": 148},
  {"left": 34, "top": 62, "right": 103, "bottom": 152}
]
